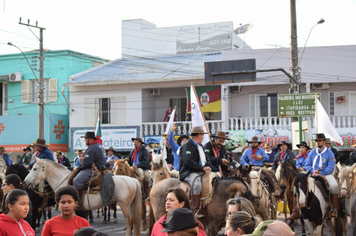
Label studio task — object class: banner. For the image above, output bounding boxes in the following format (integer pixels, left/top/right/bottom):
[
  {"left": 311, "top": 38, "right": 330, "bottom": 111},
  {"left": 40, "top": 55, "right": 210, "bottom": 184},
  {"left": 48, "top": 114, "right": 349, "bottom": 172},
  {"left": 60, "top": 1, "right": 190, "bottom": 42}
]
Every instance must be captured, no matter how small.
[
  {"left": 164, "top": 109, "right": 176, "bottom": 135},
  {"left": 315, "top": 98, "right": 343, "bottom": 144},
  {"left": 186, "top": 85, "right": 221, "bottom": 113}
]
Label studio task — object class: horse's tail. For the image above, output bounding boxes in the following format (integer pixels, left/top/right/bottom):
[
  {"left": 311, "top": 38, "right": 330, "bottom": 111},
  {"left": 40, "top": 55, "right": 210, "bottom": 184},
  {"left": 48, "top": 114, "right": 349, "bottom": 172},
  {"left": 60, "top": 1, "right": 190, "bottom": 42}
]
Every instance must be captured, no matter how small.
[{"left": 132, "top": 179, "right": 142, "bottom": 236}]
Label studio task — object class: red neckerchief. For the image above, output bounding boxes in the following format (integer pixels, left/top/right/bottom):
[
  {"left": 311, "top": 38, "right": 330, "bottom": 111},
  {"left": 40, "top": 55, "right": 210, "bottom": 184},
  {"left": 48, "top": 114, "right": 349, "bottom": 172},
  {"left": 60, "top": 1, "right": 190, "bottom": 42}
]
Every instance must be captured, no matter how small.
[
  {"left": 296, "top": 151, "right": 309, "bottom": 160},
  {"left": 131, "top": 145, "right": 142, "bottom": 163},
  {"left": 58, "top": 158, "right": 63, "bottom": 164},
  {"left": 214, "top": 143, "right": 221, "bottom": 157},
  {"left": 250, "top": 147, "right": 258, "bottom": 165},
  {"left": 82, "top": 139, "right": 101, "bottom": 158},
  {"left": 279, "top": 151, "right": 286, "bottom": 161}
]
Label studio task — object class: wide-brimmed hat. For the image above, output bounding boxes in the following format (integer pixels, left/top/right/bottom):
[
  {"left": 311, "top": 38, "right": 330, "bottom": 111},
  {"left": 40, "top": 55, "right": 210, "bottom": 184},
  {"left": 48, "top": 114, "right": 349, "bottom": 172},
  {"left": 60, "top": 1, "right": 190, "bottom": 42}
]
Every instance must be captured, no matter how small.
[
  {"left": 75, "top": 149, "right": 82, "bottom": 154},
  {"left": 80, "top": 131, "right": 98, "bottom": 139},
  {"left": 296, "top": 141, "right": 310, "bottom": 149},
  {"left": 32, "top": 138, "right": 49, "bottom": 147},
  {"left": 191, "top": 126, "right": 207, "bottom": 134},
  {"left": 131, "top": 137, "right": 145, "bottom": 144},
  {"left": 56, "top": 150, "right": 62, "bottom": 156},
  {"left": 161, "top": 208, "right": 199, "bottom": 232},
  {"left": 0, "top": 147, "right": 6, "bottom": 152},
  {"left": 107, "top": 147, "right": 115, "bottom": 152},
  {"left": 211, "top": 131, "right": 230, "bottom": 140},
  {"left": 314, "top": 133, "right": 326, "bottom": 141},
  {"left": 325, "top": 138, "right": 332, "bottom": 144},
  {"left": 23, "top": 146, "right": 31, "bottom": 152},
  {"left": 177, "top": 135, "right": 190, "bottom": 146},
  {"left": 248, "top": 136, "right": 262, "bottom": 144},
  {"left": 161, "top": 134, "right": 168, "bottom": 138},
  {"left": 277, "top": 141, "right": 290, "bottom": 147}
]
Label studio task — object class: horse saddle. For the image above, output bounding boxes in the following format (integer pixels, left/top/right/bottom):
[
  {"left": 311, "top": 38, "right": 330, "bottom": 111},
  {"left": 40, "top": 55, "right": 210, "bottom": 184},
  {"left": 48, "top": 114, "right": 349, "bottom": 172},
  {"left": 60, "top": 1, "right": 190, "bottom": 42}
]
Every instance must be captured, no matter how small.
[
  {"left": 312, "top": 175, "right": 331, "bottom": 200},
  {"left": 179, "top": 172, "right": 219, "bottom": 208},
  {"left": 68, "top": 166, "right": 105, "bottom": 194}
]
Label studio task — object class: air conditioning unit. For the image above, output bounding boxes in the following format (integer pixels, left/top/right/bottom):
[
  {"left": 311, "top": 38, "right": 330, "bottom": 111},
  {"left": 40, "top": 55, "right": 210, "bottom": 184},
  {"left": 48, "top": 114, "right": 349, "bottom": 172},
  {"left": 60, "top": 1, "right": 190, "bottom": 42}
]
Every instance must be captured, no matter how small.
[
  {"left": 230, "top": 86, "right": 242, "bottom": 93},
  {"left": 312, "top": 83, "right": 330, "bottom": 90},
  {"left": 8, "top": 72, "right": 23, "bottom": 82},
  {"left": 149, "top": 88, "right": 160, "bottom": 96}
]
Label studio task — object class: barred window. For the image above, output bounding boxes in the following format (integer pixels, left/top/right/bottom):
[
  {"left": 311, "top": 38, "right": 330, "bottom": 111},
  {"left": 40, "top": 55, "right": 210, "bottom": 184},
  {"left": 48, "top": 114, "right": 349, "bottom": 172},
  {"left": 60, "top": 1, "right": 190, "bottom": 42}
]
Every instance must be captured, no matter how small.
[{"left": 100, "top": 98, "right": 111, "bottom": 124}]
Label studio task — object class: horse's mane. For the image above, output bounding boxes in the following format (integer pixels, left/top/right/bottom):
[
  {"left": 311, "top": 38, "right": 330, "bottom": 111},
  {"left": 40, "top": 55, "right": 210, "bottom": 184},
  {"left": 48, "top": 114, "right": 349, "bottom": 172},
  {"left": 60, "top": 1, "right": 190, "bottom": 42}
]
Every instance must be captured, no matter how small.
[
  {"left": 250, "top": 171, "right": 259, "bottom": 178},
  {"left": 42, "top": 159, "right": 70, "bottom": 171},
  {"left": 294, "top": 172, "right": 308, "bottom": 186},
  {"left": 219, "top": 176, "right": 249, "bottom": 189},
  {"left": 260, "top": 169, "right": 277, "bottom": 193},
  {"left": 281, "top": 160, "right": 297, "bottom": 178},
  {"left": 6, "top": 164, "right": 29, "bottom": 181}
]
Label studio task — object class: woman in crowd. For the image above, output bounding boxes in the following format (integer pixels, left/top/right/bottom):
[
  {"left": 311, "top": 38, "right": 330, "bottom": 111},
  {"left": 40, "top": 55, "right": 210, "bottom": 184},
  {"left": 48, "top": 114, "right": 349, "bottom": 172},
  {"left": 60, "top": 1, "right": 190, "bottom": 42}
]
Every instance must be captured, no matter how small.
[
  {"left": 226, "top": 197, "right": 262, "bottom": 224},
  {"left": 41, "top": 185, "right": 90, "bottom": 236},
  {"left": 225, "top": 211, "right": 259, "bottom": 236},
  {"left": 0, "top": 189, "right": 35, "bottom": 235},
  {"left": 151, "top": 188, "right": 206, "bottom": 236}
]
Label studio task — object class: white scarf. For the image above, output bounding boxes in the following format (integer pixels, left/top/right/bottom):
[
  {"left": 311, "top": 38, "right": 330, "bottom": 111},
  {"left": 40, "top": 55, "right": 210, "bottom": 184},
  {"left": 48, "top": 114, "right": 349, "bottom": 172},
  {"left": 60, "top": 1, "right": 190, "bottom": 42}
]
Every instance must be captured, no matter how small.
[
  {"left": 265, "top": 150, "right": 272, "bottom": 154},
  {"left": 312, "top": 146, "right": 327, "bottom": 170},
  {"left": 198, "top": 145, "right": 207, "bottom": 166}
]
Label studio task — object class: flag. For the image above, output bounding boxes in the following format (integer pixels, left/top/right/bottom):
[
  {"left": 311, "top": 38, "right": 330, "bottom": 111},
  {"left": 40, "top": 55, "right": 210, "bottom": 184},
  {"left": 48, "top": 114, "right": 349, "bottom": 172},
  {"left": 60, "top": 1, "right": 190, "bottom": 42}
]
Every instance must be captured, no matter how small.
[
  {"left": 190, "top": 84, "right": 210, "bottom": 145},
  {"left": 187, "top": 85, "right": 221, "bottom": 113},
  {"left": 315, "top": 98, "right": 343, "bottom": 144},
  {"left": 164, "top": 109, "right": 176, "bottom": 135},
  {"left": 95, "top": 117, "right": 102, "bottom": 138}
]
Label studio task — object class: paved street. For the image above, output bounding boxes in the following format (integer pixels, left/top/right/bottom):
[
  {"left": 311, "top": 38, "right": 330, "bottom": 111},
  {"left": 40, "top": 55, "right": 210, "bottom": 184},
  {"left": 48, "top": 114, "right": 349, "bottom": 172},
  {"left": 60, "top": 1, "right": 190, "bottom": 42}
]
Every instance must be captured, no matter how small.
[{"left": 36, "top": 205, "right": 353, "bottom": 235}]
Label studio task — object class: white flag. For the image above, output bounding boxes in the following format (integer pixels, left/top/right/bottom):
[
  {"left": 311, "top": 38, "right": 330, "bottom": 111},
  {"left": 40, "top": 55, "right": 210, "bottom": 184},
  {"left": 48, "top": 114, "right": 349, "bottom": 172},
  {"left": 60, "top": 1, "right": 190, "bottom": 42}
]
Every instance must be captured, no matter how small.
[
  {"left": 315, "top": 99, "right": 343, "bottom": 144},
  {"left": 164, "top": 109, "right": 176, "bottom": 135},
  {"left": 190, "top": 84, "right": 210, "bottom": 145}
]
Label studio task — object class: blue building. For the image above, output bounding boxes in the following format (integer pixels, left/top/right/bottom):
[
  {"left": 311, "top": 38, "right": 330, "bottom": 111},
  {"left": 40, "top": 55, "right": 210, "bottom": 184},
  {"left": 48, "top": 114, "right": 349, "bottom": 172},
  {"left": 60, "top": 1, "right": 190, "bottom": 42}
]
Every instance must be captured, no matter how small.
[{"left": 0, "top": 50, "right": 107, "bottom": 162}]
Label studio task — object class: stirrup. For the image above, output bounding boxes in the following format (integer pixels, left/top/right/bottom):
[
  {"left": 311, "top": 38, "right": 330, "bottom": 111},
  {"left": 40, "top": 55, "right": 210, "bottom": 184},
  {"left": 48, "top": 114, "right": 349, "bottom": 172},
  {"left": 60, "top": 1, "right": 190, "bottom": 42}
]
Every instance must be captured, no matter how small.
[{"left": 329, "top": 208, "right": 338, "bottom": 218}]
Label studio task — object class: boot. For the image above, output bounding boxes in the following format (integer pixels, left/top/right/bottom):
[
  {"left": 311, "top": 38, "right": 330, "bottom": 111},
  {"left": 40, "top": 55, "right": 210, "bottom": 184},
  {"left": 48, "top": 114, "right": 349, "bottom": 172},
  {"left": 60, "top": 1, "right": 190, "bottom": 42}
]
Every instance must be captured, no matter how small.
[
  {"left": 193, "top": 194, "right": 205, "bottom": 219},
  {"left": 142, "top": 181, "right": 149, "bottom": 200},
  {"left": 330, "top": 193, "right": 339, "bottom": 218},
  {"left": 75, "top": 188, "right": 84, "bottom": 211},
  {"left": 286, "top": 196, "right": 300, "bottom": 220}
]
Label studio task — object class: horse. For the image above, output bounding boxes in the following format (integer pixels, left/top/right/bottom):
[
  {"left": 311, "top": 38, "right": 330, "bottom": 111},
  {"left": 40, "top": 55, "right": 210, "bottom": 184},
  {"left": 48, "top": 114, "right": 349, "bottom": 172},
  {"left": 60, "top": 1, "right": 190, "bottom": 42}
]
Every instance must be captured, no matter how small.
[
  {"left": 113, "top": 158, "right": 148, "bottom": 232},
  {"left": 335, "top": 163, "right": 356, "bottom": 235},
  {"left": 350, "top": 192, "right": 356, "bottom": 236},
  {"left": 149, "top": 176, "right": 253, "bottom": 236},
  {"left": 294, "top": 171, "right": 335, "bottom": 236},
  {"left": 24, "top": 158, "right": 142, "bottom": 236}
]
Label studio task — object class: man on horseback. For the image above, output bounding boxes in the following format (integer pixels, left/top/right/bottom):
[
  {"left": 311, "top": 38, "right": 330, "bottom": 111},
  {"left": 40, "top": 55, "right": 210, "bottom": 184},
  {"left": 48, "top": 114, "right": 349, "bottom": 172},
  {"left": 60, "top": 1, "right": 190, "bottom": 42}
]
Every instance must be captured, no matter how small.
[
  {"left": 179, "top": 126, "right": 213, "bottom": 219},
  {"left": 73, "top": 131, "right": 106, "bottom": 209},
  {"left": 25, "top": 138, "right": 54, "bottom": 170},
  {"left": 272, "top": 141, "right": 296, "bottom": 171},
  {"left": 106, "top": 147, "right": 119, "bottom": 170},
  {"left": 294, "top": 133, "right": 339, "bottom": 219},
  {"left": 240, "top": 136, "right": 268, "bottom": 169},
  {"left": 204, "top": 131, "right": 231, "bottom": 174},
  {"left": 128, "top": 137, "right": 151, "bottom": 199},
  {"left": 0, "top": 147, "right": 12, "bottom": 167},
  {"left": 295, "top": 141, "right": 310, "bottom": 172}
]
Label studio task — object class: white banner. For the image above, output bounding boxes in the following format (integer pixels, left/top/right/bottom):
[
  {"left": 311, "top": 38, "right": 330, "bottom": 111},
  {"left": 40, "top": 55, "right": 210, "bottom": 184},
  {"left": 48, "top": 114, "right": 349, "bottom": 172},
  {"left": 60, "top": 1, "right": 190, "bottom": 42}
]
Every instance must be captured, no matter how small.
[{"left": 164, "top": 109, "right": 176, "bottom": 135}]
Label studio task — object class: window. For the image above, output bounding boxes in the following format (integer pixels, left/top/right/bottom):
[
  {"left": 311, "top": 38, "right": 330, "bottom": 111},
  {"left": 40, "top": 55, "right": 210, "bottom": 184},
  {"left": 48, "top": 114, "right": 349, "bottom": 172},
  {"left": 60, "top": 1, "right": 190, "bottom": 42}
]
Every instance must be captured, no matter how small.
[
  {"left": 99, "top": 98, "right": 111, "bottom": 124},
  {"left": 250, "top": 94, "right": 278, "bottom": 117},
  {"left": 330, "top": 91, "right": 356, "bottom": 116},
  {"left": 22, "top": 79, "right": 57, "bottom": 103},
  {"left": 32, "top": 80, "right": 50, "bottom": 102}
]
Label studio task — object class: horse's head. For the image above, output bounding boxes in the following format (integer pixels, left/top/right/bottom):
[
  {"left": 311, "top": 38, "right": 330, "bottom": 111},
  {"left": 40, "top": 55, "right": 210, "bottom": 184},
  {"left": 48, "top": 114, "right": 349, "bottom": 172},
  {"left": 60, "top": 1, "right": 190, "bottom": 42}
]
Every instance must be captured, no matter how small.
[
  {"left": 248, "top": 170, "right": 262, "bottom": 202},
  {"left": 338, "top": 163, "right": 356, "bottom": 198},
  {"left": 294, "top": 170, "right": 311, "bottom": 208},
  {"left": 113, "top": 158, "right": 129, "bottom": 176},
  {"left": 151, "top": 159, "right": 170, "bottom": 185},
  {"left": 280, "top": 160, "right": 297, "bottom": 190},
  {"left": 24, "top": 158, "right": 46, "bottom": 187},
  {"left": 234, "top": 165, "right": 251, "bottom": 184}
]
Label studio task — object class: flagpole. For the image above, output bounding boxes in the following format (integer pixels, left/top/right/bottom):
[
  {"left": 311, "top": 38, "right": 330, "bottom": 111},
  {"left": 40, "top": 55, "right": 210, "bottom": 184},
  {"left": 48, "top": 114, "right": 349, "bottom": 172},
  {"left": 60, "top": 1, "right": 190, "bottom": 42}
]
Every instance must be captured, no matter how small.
[
  {"left": 315, "top": 93, "right": 318, "bottom": 134},
  {"left": 93, "top": 108, "right": 100, "bottom": 132},
  {"left": 191, "top": 83, "right": 217, "bottom": 158}
]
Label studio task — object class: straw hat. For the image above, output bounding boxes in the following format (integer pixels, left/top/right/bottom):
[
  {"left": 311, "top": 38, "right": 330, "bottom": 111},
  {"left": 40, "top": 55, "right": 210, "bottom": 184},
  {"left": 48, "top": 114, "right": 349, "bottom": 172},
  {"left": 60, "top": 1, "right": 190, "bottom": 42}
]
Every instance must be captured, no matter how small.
[{"left": 0, "top": 147, "right": 6, "bottom": 152}]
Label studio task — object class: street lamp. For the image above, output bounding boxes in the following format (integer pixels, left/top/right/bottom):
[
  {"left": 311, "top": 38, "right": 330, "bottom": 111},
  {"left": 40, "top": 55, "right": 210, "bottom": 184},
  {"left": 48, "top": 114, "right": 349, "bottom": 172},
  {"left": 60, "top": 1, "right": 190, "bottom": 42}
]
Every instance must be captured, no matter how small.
[
  {"left": 298, "top": 18, "right": 325, "bottom": 66},
  {"left": 8, "top": 99, "right": 22, "bottom": 115}
]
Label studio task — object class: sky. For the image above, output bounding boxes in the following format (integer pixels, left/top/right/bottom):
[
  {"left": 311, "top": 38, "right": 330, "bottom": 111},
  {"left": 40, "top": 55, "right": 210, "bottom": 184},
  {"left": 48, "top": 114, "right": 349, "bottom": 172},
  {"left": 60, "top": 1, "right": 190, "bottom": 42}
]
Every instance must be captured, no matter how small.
[{"left": 0, "top": 0, "right": 355, "bottom": 60}]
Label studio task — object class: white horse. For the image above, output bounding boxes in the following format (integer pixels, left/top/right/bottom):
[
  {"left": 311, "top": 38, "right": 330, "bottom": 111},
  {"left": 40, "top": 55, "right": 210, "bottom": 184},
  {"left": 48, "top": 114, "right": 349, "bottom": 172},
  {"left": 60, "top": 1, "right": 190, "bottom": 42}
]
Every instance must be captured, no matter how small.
[{"left": 24, "top": 158, "right": 142, "bottom": 236}]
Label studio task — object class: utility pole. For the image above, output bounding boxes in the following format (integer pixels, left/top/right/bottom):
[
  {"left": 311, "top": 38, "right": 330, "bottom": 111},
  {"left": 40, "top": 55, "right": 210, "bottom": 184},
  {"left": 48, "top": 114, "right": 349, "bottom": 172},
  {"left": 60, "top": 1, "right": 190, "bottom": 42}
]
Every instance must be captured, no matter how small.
[
  {"left": 19, "top": 18, "right": 46, "bottom": 139},
  {"left": 290, "top": 0, "right": 303, "bottom": 144}
]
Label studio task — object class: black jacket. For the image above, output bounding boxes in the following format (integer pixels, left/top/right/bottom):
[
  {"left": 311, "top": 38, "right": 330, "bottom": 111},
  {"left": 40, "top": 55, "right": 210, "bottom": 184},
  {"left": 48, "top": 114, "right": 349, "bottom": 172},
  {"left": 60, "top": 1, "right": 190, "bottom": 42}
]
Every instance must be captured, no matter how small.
[
  {"left": 203, "top": 141, "right": 229, "bottom": 172},
  {"left": 78, "top": 142, "right": 106, "bottom": 171},
  {"left": 128, "top": 145, "right": 151, "bottom": 170},
  {"left": 350, "top": 150, "right": 356, "bottom": 166},
  {"left": 329, "top": 147, "right": 342, "bottom": 164},
  {"left": 272, "top": 149, "right": 296, "bottom": 170},
  {"left": 179, "top": 138, "right": 213, "bottom": 181},
  {"left": 58, "top": 155, "right": 72, "bottom": 170}
]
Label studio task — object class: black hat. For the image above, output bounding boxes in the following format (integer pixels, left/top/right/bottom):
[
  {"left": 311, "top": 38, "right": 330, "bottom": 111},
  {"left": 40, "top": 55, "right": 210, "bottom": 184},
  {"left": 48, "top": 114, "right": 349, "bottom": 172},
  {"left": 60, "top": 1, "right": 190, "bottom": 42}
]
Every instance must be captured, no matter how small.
[
  {"left": 23, "top": 146, "right": 31, "bottom": 152},
  {"left": 314, "top": 133, "right": 326, "bottom": 141},
  {"left": 161, "top": 208, "right": 199, "bottom": 232},
  {"left": 177, "top": 135, "right": 190, "bottom": 146},
  {"left": 80, "top": 131, "right": 98, "bottom": 139},
  {"left": 296, "top": 141, "right": 310, "bottom": 150},
  {"left": 277, "top": 141, "right": 290, "bottom": 147},
  {"left": 131, "top": 137, "right": 145, "bottom": 144}
]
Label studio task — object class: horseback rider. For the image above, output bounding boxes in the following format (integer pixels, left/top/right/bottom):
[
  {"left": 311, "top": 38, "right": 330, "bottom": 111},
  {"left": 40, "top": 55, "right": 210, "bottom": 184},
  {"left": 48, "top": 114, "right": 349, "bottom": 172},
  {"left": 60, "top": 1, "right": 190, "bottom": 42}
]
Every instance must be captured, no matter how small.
[
  {"left": 73, "top": 131, "right": 106, "bottom": 209},
  {"left": 204, "top": 131, "right": 231, "bottom": 174},
  {"left": 240, "top": 136, "right": 268, "bottom": 169},
  {"left": 179, "top": 126, "right": 213, "bottom": 219},
  {"left": 290, "top": 133, "right": 339, "bottom": 219},
  {"left": 25, "top": 138, "right": 54, "bottom": 170},
  {"left": 0, "top": 147, "right": 12, "bottom": 167},
  {"left": 127, "top": 137, "right": 151, "bottom": 199},
  {"left": 272, "top": 141, "right": 296, "bottom": 171},
  {"left": 295, "top": 141, "right": 310, "bottom": 172}
]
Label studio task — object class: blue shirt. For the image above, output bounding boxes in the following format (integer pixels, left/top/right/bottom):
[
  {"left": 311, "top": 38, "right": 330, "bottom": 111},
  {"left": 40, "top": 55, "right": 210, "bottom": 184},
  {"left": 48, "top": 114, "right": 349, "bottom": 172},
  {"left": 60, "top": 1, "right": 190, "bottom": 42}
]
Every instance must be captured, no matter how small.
[
  {"left": 133, "top": 148, "right": 141, "bottom": 166},
  {"left": 106, "top": 155, "right": 119, "bottom": 170},
  {"left": 1, "top": 153, "right": 12, "bottom": 166},
  {"left": 168, "top": 131, "right": 180, "bottom": 170},
  {"left": 240, "top": 147, "right": 268, "bottom": 167},
  {"left": 304, "top": 147, "right": 335, "bottom": 175},
  {"left": 28, "top": 147, "right": 54, "bottom": 168},
  {"left": 295, "top": 152, "right": 309, "bottom": 168},
  {"left": 74, "top": 158, "right": 80, "bottom": 168},
  {"left": 265, "top": 151, "right": 276, "bottom": 164}
]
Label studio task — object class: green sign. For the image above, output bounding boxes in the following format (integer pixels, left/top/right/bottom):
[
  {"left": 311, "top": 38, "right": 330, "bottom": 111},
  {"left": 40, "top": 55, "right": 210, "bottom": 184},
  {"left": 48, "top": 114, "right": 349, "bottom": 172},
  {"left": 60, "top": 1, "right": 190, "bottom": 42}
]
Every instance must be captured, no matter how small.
[{"left": 278, "top": 93, "right": 321, "bottom": 117}]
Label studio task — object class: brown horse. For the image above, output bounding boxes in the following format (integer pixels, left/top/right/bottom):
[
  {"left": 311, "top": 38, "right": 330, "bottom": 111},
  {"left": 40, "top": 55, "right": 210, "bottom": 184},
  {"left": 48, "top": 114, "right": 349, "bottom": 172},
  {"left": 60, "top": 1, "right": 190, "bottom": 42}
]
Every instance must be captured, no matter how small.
[
  {"left": 113, "top": 159, "right": 148, "bottom": 231},
  {"left": 149, "top": 177, "right": 252, "bottom": 236},
  {"left": 151, "top": 159, "right": 172, "bottom": 185}
]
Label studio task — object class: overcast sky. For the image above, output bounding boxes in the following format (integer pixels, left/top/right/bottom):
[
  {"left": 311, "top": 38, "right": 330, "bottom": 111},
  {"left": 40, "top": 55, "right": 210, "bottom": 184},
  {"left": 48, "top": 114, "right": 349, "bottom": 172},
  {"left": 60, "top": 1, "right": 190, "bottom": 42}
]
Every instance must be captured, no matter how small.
[{"left": 0, "top": 0, "right": 355, "bottom": 60}]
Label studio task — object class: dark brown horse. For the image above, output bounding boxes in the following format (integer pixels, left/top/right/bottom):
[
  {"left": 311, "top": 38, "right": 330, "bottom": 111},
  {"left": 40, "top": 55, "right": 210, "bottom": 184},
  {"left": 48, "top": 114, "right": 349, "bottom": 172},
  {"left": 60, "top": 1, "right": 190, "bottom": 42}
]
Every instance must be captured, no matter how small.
[{"left": 149, "top": 176, "right": 252, "bottom": 236}]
